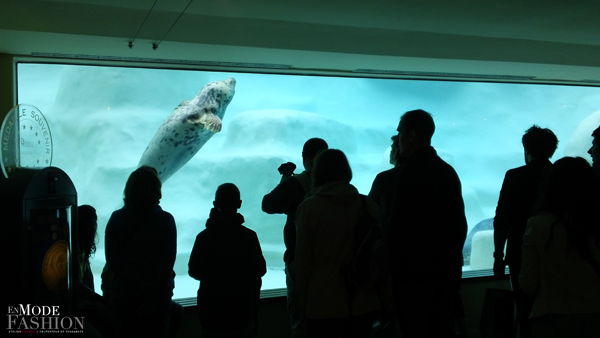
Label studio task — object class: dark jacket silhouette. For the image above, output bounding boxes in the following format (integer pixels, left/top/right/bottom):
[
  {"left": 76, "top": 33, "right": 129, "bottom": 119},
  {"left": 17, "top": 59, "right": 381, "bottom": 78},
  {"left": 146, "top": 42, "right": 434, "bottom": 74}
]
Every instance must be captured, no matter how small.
[
  {"left": 188, "top": 208, "right": 267, "bottom": 332},
  {"left": 494, "top": 158, "right": 552, "bottom": 266},
  {"left": 387, "top": 146, "right": 467, "bottom": 282},
  {"left": 261, "top": 172, "right": 310, "bottom": 264}
]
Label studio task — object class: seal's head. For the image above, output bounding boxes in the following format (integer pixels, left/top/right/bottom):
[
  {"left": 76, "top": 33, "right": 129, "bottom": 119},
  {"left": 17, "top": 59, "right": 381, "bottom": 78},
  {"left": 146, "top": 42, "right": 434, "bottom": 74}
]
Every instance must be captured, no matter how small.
[{"left": 187, "top": 78, "right": 236, "bottom": 132}]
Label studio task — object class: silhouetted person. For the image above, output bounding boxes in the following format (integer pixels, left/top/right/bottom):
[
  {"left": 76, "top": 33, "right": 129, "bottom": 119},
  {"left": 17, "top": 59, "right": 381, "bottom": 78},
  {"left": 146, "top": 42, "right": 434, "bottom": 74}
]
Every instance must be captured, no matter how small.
[
  {"left": 372, "top": 133, "right": 470, "bottom": 337},
  {"left": 189, "top": 183, "right": 267, "bottom": 338},
  {"left": 295, "top": 149, "right": 386, "bottom": 338},
  {"left": 493, "top": 125, "right": 558, "bottom": 338},
  {"left": 520, "top": 157, "right": 600, "bottom": 338},
  {"left": 104, "top": 166, "right": 177, "bottom": 338},
  {"left": 589, "top": 126, "right": 600, "bottom": 178},
  {"left": 262, "top": 137, "right": 328, "bottom": 338},
  {"left": 384, "top": 109, "right": 467, "bottom": 338},
  {"left": 77, "top": 204, "right": 115, "bottom": 337},
  {"left": 78, "top": 205, "right": 98, "bottom": 290}
]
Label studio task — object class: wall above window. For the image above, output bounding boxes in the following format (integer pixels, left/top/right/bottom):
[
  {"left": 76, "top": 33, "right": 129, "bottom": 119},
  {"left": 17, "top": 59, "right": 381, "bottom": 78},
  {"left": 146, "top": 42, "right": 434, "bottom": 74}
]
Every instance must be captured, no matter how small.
[{"left": 1, "top": 0, "right": 600, "bottom": 84}]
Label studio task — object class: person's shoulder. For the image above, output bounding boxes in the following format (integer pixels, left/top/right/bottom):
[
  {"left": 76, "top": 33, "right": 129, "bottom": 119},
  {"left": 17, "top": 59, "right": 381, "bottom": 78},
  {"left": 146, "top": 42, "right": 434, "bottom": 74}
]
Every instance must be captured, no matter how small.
[
  {"left": 506, "top": 164, "right": 529, "bottom": 176},
  {"left": 296, "top": 194, "right": 318, "bottom": 214},
  {"left": 106, "top": 207, "right": 127, "bottom": 225},
  {"left": 155, "top": 206, "right": 175, "bottom": 220},
  {"left": 525, "top": 160, "right": 552, "bottom": 179},
  {"left": 194, "top": 227, "right": 210, "bottom": 241},
  {"left": 525, "top": 212, "right": 561, "bottom": 246},
  {"left": 498, "top": 165, "right": 527, "bottom": 184},
  {"left": 289, "top": 173, "right": 308, "bottom": 190},
  {"left": 362, "top": 192, "right": 377, "bottom": 203},
  {"left": 238, "top": 225, "right": 261, "bottom": 243},
  {"left": 278, "top": 174, "right": 304, "bottom": 187},
  {"left": 505, "top": 163, "right": 547, "bottom": 185},
  {"left": 371, "top": 169, "right": 394, "bottom": 191},
  {"left": 436, "top": 157, "right": 457, "bottom": 172},
  {"left": 110, "top": 207, "right": 126, "bottom": 216},
  {"left": 164, "top": 210, "right": 176, "bottom": 221},
  {"left": 267, "top": 174, "right": 305, "bottom": 195},
  {"left": 361, "top": 193, "right": 380, "bottom": 210},
  {"left": 419, "top": 147, "right": 453, "bottom": 169},
  {"left": 427, "top": 150, "right": 460, "bottom": 179},
  {"left": 375, "top": 167, "right": 398, "bottom": 180},
  {"left": 240, "top": 225, "right": 258, "bottom": 236},
  {"left": 527, "top": 212, "right": 557, "bottom": 231}
]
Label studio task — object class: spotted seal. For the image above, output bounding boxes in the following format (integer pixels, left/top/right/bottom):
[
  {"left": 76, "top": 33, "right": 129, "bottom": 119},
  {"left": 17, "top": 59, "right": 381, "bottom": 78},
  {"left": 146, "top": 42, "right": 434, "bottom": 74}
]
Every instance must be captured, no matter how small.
[{"left": 138, "top": 78, "right": 236, "bottom": 182}]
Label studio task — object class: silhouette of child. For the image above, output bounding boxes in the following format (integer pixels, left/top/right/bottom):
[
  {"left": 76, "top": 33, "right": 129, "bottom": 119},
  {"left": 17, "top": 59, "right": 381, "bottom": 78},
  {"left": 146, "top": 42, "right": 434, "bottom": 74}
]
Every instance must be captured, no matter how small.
[{"left": 189, "top": 183, "right": 267, "bottom": 338}]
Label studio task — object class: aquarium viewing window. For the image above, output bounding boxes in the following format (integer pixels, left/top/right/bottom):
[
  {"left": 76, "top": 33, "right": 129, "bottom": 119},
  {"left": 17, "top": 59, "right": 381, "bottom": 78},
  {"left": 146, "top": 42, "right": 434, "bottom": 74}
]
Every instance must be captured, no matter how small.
[{"left": 16, "top": 61, "right": 600, "bottom": 301}]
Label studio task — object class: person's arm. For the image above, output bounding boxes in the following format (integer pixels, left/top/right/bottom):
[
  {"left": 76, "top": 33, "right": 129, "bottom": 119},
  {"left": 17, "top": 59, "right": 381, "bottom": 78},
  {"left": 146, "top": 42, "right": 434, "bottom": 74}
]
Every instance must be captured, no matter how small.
[
  {"left": 493, "top": 171, "right": 516, "bottom": 275},
  {"left": 367, "top": 173, "right": 384, "bottom": 205},
  {"left": 294, "top": 202, "right": 312, "bottom": 318},
  {"left": 453, "top": 179, "right": 468, "bottom": 257},
  {"left": 160, "top": 213, "right": 177, "bottom": 290},
  {"left": 251, "top": 231, "right": 267, "bottom": 278},
  {"left": 188, "top": 232, "right": 205, "bottom": 280},
  {"left": 166, "top": 214, "right": 177, "bottom": 267},
  {"left": 519, "top": 219, "right": 540, "bottom": 297},
  {"left": 262, "top": 177, "right": 302, "bottom": 215},
  {"left": 442, "top": 168, "right": 469, "bottom": 260},
  {"left": 364, "top": 195, "right": 382, "bottom": 228}
]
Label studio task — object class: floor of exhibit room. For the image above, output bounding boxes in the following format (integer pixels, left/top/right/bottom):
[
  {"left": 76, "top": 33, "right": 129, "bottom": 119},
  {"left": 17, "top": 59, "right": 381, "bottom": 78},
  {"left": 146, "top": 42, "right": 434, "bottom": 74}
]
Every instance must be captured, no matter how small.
[{"left": 174, "top": 276, "right": 506, "bottom": 338}]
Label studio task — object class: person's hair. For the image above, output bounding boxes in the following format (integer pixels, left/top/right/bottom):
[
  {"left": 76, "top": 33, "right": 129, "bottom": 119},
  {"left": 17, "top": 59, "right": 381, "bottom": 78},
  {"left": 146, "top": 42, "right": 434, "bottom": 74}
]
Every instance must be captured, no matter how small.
[
  {"left": 123, "top": 166, "right": 162, "bottom": 210},
  {"left": 522, "top": 125, "right": 558, "bottom": 159},
  {"left": 399, "top": 109, "right": 435, "bottom": 144},
  {"left": 214, "top": 183, "right": 241, "bottom": 210},
  {"left": 312, "top": 149, "right": 352, "bottom": 187},
  {"left": 78, "top": 204, "right": 98, "bottom": 261},
  {"left": 390, "top": 134, "right": 399, "bottom": 151},
  {"left": 390, "top": 134, "right": 401, "bottom": 166},
  {"left": 302, "top": 138, "right": 328, "bottom": 160},
  {"left": 540, "top": 157, "right": 600, "bottom": 260},
  {"left": 592, "top": 126, "right": 600, "bottom": 139}
]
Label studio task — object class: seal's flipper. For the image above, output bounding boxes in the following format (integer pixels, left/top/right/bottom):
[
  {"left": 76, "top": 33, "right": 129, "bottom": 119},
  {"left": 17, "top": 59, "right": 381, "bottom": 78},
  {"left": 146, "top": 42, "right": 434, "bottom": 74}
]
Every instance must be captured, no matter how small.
[{"left": 198, "top": 114, "right": 222, "bottom": 132}]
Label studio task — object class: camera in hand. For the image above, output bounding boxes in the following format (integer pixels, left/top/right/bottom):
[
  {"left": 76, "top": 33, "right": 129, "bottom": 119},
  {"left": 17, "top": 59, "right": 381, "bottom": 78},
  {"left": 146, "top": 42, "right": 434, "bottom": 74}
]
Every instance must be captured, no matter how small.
[{"left": 278, "top": 162, "right": 296, "bottom": 176}]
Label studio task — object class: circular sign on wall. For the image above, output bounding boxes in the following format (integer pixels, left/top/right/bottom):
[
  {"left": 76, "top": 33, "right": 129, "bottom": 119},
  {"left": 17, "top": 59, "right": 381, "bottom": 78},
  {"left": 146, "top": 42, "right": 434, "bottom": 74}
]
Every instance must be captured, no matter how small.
[{"left": 0, "top": 104, "right": 53, "bottom": 178}]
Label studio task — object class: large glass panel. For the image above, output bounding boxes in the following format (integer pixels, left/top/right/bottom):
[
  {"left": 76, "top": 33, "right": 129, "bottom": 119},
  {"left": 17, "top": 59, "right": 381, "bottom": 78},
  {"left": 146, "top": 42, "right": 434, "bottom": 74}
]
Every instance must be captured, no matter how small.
[{"left": 16, "top": 63, "right": 600, "bottom": 299}]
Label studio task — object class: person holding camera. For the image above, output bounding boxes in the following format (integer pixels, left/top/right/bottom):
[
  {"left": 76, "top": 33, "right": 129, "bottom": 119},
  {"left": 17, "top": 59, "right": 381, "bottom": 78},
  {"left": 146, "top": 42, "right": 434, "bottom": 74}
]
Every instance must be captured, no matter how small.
[{"left": 262, "top": 137, "right": 328, "bottom": 338}]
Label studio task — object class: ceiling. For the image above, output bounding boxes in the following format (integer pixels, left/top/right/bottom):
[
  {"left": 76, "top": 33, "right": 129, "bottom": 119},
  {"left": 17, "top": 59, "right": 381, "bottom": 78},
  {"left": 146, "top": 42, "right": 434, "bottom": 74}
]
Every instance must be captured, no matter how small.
[{"left": 1, "top": 0, "right": 600, "bottom": 84}]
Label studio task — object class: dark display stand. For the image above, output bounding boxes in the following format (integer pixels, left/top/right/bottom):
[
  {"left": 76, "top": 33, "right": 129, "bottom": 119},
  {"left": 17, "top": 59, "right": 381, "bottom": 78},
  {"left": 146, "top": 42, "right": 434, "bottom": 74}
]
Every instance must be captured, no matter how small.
[{"left": 1, "top": 167, "right": 78, "bottom": 314}]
